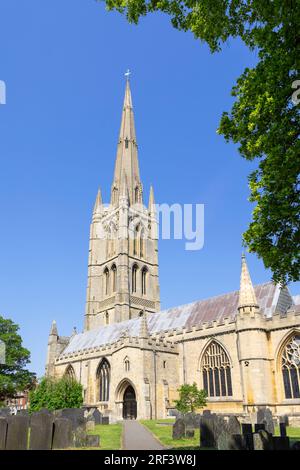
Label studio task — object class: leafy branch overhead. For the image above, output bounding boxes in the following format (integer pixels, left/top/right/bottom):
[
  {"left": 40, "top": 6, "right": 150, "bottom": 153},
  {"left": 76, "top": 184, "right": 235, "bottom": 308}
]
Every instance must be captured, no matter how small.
[{"left": 100, "top": 0, "right": 300, "bottom": 284}]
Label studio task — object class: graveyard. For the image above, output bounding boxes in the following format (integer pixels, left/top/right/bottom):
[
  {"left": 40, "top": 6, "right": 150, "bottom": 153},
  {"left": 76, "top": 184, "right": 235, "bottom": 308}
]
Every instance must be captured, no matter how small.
[{"left": 1, "top": 405, "right": 300, "bottom": 450}]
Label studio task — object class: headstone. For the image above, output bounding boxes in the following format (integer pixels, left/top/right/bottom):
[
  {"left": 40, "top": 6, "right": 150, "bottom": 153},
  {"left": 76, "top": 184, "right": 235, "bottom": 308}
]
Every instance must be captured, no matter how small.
[
  {"left": 6, "top": 415, "right": 29, "bottom": 450},
  {"left": 217, "top": 432, "right": 246, "bottom": 450},
  {"left": 86, "top": 420, "right": 95, "bottom": 432},
  {"left": 57, "top": 408, "right": 85, "bottom": 431},
  {"left": 52, "top": 418, "right": 73, "bottom": 449},
  {"left": 253, "top": 433, "right": 264, "bottom": 450},
  {"left": 257, "top": 407, "right": 275, "bottom": 435},
  {"left": 200, "top": 414, "right": 227, "bottom": 448},
  {"left": 291, "top": 441, "right": 300, "bottom": 450},
  {"left": 258, "top": 430, "right": 273, "bottom": 450},
  {"left": 85, "top": 434, "right": 100, "bottom": 448},
  {"left": 29, "top": 412, "right": 54, "bottom": 450},
  {"left": 279, "top": 415, "right": 289, "bottom": 426},
  {"left": 0, "top": 408, "right": 10, "bottom": 417},
  {"left": 172, "top": 418, "right": 186, "bottom": 439},
  {"left": 279, "top": 422, "right": 287, "bottom": 437},
  {"left": 227, "top": 416, "right": 241, "bottom": 435},
  {"left": 186, "top": 429, "right": 195, "bottom": 438},
  {"left": 18, "top": 409, "right": 29, "bottom": 416},
  {"left": 0, "top": 417, "right": 7, "bottom": 450},
  {"left": 272, "top": 436, "right": 290, "bottom": 450},
  {"left": 74, "top": 426, "right": 88, "bottom": 448},
  {"left": 184, "top": 413, "right": 197, "bottom": 430},
  {"left": 203, "top": 410, "right": 211, "bottom": 416},
  {"left": 85, "top": 408, "right": 102, "bottom": 425},
  {"left": 241, "top": 423, "right": 252, "bottom": 435},
  {"left": 102, "top": 416, "right": 109, "bottom": 425},
  {"left": 254, "top": 423, "right": 265, "bottom": 433},
  {"left": 200, "top": 414, "right": 215, "bottom": 447}
]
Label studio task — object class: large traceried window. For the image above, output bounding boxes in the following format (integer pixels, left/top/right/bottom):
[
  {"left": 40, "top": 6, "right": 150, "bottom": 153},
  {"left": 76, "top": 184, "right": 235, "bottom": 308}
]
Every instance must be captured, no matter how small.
[
  {"left": 282, "top": 334, "right": 300, "bottom": 399},
  {"left": 202, "top": 341, "right": 232, "bottom": 398},
  {"left": 97, "top": 358, "right": 110, "bottom": 402},
  {"left": 64, "top": 365, "right": 75, "bottom": 381}
]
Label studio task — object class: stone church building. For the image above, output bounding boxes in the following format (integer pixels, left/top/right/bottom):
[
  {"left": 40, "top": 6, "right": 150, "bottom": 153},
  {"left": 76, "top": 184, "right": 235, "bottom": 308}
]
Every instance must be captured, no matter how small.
[{"left": 46, "top": 79, "right": 300, "bottom": 423}]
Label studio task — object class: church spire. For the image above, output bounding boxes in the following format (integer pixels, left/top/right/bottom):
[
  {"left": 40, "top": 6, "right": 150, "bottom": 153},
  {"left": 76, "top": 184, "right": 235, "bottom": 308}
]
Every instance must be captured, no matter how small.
[
  {"left": 111, "top": 76, "right": 142, "bottom": 206},
  {"left": 238, "top": 254, "right": 259, "bottom": 311},
  {"left": 93, "top": 187, "right": 102, "bottom": 213}
]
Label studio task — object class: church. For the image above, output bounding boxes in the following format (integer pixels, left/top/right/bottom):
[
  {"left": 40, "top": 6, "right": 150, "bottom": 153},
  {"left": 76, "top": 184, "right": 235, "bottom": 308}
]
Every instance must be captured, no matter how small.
[{"left": 46, "top": 78, "right": 300, "bottom": 423}]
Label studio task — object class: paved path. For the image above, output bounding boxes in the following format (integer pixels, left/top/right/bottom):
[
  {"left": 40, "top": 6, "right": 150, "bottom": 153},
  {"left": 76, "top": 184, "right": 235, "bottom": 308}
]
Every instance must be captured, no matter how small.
[{"left": 123, "top": 420, "right": 165, "bottom": 450}]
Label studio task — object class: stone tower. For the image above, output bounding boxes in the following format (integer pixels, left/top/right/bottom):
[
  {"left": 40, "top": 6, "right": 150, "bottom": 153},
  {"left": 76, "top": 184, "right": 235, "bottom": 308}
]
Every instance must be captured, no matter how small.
[{"left": 84, "top": 78, "right": 160, "bottom": 331}]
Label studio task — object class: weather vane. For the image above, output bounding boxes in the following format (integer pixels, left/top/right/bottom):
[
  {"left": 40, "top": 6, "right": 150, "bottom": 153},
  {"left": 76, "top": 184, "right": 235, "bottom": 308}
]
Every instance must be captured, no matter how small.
[{"left": 124, "top": 69, "right": 131, "bottom": 80}]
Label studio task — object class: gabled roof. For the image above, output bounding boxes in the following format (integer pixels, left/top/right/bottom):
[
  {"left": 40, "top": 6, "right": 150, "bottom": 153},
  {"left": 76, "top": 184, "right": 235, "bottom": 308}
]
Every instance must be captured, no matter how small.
[{"left": 60, "top": 282, "right": 294, "bottom": 356}]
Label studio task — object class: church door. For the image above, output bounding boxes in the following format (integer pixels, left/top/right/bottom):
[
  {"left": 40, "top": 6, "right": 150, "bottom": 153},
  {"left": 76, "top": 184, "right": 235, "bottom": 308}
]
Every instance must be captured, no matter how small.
[{"left": 123, "top": 385, "right": 137, "bottom": 420}]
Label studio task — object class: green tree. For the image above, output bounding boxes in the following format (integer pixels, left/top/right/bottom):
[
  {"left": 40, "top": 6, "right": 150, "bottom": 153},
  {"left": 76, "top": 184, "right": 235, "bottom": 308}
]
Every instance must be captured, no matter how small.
[
  {"left": 0, "top": 315, "right": 36, "bottom": 402},
  {"left": 29, "top": 376, "right": 83, "bottom": 412},
  {"left": 100, "top": 0, "right": 300, "bottom": 285},
  {"left": 175, "top": 382, "right": 207, "bottom": 414}
]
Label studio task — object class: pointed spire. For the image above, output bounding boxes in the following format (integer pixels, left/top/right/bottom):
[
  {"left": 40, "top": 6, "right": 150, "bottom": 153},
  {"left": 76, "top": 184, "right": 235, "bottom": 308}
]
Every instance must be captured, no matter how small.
[
  {"left": 148, "top": 185, "right": 155, "bottom": 212},
  {"left": 238, "top": 254, "right": 259, "bottom": 310},
  {"left": 93, "top": 188, "right": 102, "bottom": 213},
  {"left": 111, "top": 77, "right": 141, "bottom": 205},
  {"left": 139, "top": 309, "right": 150, "bottom": 338},
  {"left": 49, "top": 320, "right": 58, "bottom": 336}
]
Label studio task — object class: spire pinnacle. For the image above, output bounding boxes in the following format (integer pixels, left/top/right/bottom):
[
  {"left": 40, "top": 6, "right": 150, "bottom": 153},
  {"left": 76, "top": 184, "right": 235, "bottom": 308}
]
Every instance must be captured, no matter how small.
[
  {"left": 238, "top": 254, "right": 259, "bottom": 310},
  {"left": 49, "top": 320, "right": 58, "bottom": 336},
  {"left": 139, "top": 309, "right": 150, "bottom": 338},
  {"left": 93, "top": 188, "right": 102, "bottom": 213},
  {"left": 111, "top": 79, "right": 141, "bottom": 205},
  {"left": 148, "top": 185, "right": 155, "bottom": 212}
]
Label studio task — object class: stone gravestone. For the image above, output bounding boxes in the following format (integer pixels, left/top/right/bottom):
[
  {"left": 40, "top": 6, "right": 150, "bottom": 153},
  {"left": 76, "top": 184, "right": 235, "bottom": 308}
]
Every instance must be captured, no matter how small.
[
  {"left": 52, "top": 418, "right": 74, "bottom": 449},
  {"left": 85, "top": 408, "right": 102, "bottom": 425},
  {"left": 217, "top": 432, "right": 246, "bottom": 451},
  {"left": 57, "top": 408, "right": 85, "bottom": 431},
  {"left": 0, "top": 417, "right": 8, "bottom": 450},
  {"left": 253, "top": 433, "right": 264, "bottom": 450},
  {"left": 279, "top": 422, "right": 287, "bottom": 437},
  {"left": 200, "top": 414, "right": 215, "bottom": 448},
  {"left": 272, "top": 436, "right": 290, "bottom": 450},
  {"left": 241, "top": 423, "right": 254, "bottom": 450},
  {"left": 85, "top": 434, "right": 100, "bottom": 448},
  {"left": 172, "top": 418, "right": 186, "bottom": 439},
  {"left": 291, "top": 441, "right": 300, "bottom": 450},
  {"left": 254, "top": 423, "right": 265, "bottom": 433},
  {"left": 0, "top": 408, "right": 10, "bottom": 418},
  {"left": 257, "top": 408, "right": 275, "bottom": 435},
  {"left": 184, "top": 413, "right": 196, "bottom": 437},
  {"left": 6, "top": 415, "right": 29, "bottom": 450},
  {"left": 200, "top": 414, "right": 228, "bottom": 448},
  {"left": 102, "top": 416, "right": 109, "bottom": 425},
  {"left": 255, "top": 430, "right": 273, "bottom": 450},
  {"left": 29, "top": 412, "right": 54, "bottom": 450},
  {"left": 227, "top": 416, "right": 241, "bottom": 435},
  {"left": 86, "top": 420, "right": 95, "bottom": 432},
  {"left": 74, "top": 426, "right": 88, "bottom": 448}
]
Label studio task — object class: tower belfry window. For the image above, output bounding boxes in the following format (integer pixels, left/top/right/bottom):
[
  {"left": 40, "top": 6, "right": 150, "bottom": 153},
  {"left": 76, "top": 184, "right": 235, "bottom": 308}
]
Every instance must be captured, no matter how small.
[{"left": 125, "top": 137, "right": 129, "bottom": 149}]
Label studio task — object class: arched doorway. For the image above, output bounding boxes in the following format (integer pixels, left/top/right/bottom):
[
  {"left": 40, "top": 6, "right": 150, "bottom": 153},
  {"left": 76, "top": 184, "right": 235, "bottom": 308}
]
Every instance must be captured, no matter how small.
[{"left": 123, "top": 385, "right": 137, "bottom": 420}]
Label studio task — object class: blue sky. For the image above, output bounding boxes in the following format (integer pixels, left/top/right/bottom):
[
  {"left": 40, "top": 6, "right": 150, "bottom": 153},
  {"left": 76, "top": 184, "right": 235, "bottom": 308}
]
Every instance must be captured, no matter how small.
[{"left": 0, "top": 1, "right": 299, "bottom": 377}]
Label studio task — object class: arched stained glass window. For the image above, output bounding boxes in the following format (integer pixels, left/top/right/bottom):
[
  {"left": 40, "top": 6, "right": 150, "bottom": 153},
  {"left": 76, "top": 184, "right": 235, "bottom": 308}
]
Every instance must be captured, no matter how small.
[
  {"left": 282, "top": 334, "right": 300, "bottom": 399},
  {"left": 97, "top": 358, "right": 110, "bottom": 402},
  {"left": 202, "top": 341, "right": 232, "bottom": 397},
  {"left": 65, "top": 365, "right": 75, "bottom": 381}
]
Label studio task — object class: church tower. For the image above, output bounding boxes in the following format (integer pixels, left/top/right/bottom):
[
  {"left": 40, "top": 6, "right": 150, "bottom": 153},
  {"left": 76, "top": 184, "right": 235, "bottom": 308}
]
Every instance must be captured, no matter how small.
[{"left": 84, "top": 78, "right": 160, "bottom": 331}]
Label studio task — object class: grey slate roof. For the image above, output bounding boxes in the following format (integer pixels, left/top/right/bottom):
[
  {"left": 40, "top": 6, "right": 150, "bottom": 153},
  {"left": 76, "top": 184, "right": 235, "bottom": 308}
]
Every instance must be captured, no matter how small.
[{"left": 60, "top": 282, "right": 295, "bottom": 356}]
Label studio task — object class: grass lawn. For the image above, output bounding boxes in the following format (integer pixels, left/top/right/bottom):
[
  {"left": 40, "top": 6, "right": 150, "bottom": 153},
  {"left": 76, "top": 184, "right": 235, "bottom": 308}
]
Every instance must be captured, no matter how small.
[
  {"left": 140, "top": 419, "right": 202, "bottom": 450},
  {"left": 142, "top": 420, "right": 300, "bottom": 450},
  {"left": 87, "top": 423, "right": 123, "bottom": 450},
  {"left": 275, "top": 426, "right": 300, "bottom": 446}
]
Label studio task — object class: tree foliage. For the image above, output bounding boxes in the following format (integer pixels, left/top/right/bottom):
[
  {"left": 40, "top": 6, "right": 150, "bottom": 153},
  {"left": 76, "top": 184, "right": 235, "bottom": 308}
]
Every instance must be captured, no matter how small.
[
  {"left": 175, "top": 382, "right": 207, "bottom": 414},
  {"left": 100, "top": 0, "right": 300, "bottom": 284},
  {"left": 29, "top": 376, "right": 83, "bottom": 412},
  {"left": 0, "top": 315, "right": 36, "bottom": 402}
]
